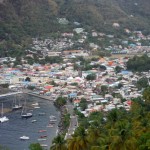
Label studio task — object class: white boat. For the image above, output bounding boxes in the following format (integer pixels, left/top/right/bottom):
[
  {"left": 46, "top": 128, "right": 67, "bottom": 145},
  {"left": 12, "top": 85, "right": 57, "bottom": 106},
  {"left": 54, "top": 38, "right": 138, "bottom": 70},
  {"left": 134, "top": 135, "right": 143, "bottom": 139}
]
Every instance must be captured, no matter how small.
[
  {"left": 20, "top": 136, "right": 30, "bottom": 140},
  {"left": 31, "top": 119, "right": 37, "bottom": 123},
  {"left": 38, "top": 138, "right": 47, "bottom": 141},
  {"left": 47, "top": 124, "right": 53, "bottom": 128},
  {"left": 34, "top": 106, "right": 40, "bottom": 109},
  {"left": 0, "top": 103, "right": 9, "bottom": 123},
  {"left": 49, "top": 115, "right": 57, "bottom": 122},
  {"left": 21, "top": 98, "right": 32, "bottom": 119},
  {"left": 40, "top": 144, "right": 48, "bottom": 147},
  {"left": 32, "top": 102, "right": 39, "bottom": 106}
]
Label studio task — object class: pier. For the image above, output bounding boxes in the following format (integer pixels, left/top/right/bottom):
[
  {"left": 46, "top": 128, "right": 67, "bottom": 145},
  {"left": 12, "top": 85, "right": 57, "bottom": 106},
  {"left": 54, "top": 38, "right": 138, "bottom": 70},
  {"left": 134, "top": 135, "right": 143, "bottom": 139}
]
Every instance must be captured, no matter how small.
[
  {"left": 0, "top": 92, "right": 23, "bottom": 98},
  {"left": 23, "top": 90, "right": 54, "bottom": 101}
]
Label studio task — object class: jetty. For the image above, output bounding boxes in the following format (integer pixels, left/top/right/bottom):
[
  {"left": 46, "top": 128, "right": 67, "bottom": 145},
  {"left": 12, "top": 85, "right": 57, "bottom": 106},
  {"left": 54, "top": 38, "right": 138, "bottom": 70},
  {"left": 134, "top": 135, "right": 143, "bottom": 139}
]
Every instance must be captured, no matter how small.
[
  {"left": 0, "top": 92, "right": 22, "bottom": 98},
  {"left": 23, "top": 90, "right": 53, "bottom": 101}
]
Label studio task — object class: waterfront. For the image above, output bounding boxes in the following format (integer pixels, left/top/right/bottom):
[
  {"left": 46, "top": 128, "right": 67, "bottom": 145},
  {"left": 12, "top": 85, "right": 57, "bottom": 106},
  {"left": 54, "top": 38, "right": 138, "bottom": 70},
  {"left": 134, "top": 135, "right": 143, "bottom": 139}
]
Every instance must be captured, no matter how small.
[{"left": 0, "top": 94, "right": 60, "bottom": 150}]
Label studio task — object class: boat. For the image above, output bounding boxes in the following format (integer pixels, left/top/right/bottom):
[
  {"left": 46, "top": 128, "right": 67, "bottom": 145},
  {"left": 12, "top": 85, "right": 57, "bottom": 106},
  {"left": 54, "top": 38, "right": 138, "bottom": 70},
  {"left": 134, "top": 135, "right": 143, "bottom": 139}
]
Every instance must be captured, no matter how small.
[
  {"left": 21, "top": 98, "right": 32, "bottom": 119},
  {"left": 40, "top": 144, "right": 48, "bottom": 147},
  {"left": 12, "top": 95, "right": 22, "bottom": 111},
  {"left": 49, "top": 115, "right": 57, "bottom": 122},
  {"left": 38, "top": 138, "right": 47, "bottom": 141},
  {"left": 38, "top": 130, "right": 47, "bottom": 133},
  {"left": 32, "top": 102, "right": 39, "bottom": 106},
  {"left": 0, "top": 103, "right": 9, "bottom": 123},
  {"left": 20, "top": 136, "right": 30, "bottom": 140},
  {"left": 39, "top": 112, "right": 46, "bottom": 116},
  {"left": 34, "top": 106, "right": 40, "bottom": 109},
  {"left": 40, "top": 135, "right": 47, "bottom": 138},
  {"left": 31, "top": 120, "right": 37, "bottom": 123},
  {"left": 47, "top": 124, "right": 53, "bottom": 128}
]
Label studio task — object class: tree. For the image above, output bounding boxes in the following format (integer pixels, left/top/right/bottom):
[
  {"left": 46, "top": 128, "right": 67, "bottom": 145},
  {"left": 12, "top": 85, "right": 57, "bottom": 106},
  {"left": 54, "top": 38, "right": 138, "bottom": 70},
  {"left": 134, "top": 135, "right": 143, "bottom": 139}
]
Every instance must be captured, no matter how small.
[
  {"left": 137, "top": 77, "right": 149, "bottom": 90},
  {"left": 86, "top": 74, "right": 96, "bottom": 81},
  {"left": 25, "top": 77, "right": 31, "bottom": 82},
  {"left": 79, "top": 98, "right": 87, "bottom": 111},
  {"left": 115, "top": 66, "right": 123, "bottom": 74},
  {"left": 29, "top": 143, "right": 43, "bottom": 150},
  {"left": 50, "top": 135, "right": 67, "bottom": 150},
  {"left": 68, "top": 127, "right": 89, "bottom": 150},
  {"left": 54, "top": 97, "right": 67, "bottom": 108},
  {"left": 101, "top": 85, "right": 108, "bottom": 96}
]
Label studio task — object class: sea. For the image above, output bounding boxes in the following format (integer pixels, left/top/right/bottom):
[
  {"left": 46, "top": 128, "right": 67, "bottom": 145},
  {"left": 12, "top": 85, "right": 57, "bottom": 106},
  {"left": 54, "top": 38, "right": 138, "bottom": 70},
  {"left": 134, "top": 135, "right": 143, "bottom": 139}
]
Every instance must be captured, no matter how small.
[{"left": 0, "top": 94, "right": 60, "bottom": 150}]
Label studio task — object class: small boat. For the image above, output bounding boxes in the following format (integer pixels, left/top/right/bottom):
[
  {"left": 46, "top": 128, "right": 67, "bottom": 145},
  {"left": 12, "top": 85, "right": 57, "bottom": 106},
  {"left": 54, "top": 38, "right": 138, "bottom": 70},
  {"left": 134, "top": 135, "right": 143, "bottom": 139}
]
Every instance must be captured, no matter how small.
[
  {"left": 32, "top": 103, "right": 39, "bottom": 106},
  {"left": 39, "top": 112, "right": 46, "bottom": 116},
  {"left": 21, "top": 113, "right": 32, "bottom": 119},
  {"left": 38, "top": 138, "right": 47, "bottom": 141},
  {"left": 31, "top": 120, "right": 37, "bottom": 123},
  {"left": 40, "top": 135, "right": 47, "bottom": 138},
  {"left": 40, "top": 144, "right": 48, "bottom": 147},
  {"left": 49, "top": 115, "right": 57, "bottom": 122},
  {"left": 0, "top": 103, "right": 9, "bottom": 123},
  {"left": 12, "top": 95, "right": 22, "bottom": 111},
  {"left": 34, "top": 106, "right": 40, "bottom": 109},
  {"left": 20, "top": 136, "right": 30, "bottom": 140},
  {"left": 47, "top": 124, "right": 53, "bottom": 128},
  {"left": 21, "top": 98, "right": 32, "bottom": 119},
  {"left": 38, "top": 130, "right": 47, "bottom": 133}
]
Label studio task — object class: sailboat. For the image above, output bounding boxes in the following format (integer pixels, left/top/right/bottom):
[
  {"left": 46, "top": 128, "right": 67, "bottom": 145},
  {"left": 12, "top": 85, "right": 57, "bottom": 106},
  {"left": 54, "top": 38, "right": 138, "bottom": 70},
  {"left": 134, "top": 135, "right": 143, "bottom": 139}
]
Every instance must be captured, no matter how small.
[
  {"left": 0, "top": 103, "right": 9, "bottom": 123},
  {"left": 12, "top": 95, "right": 22, "bottom": 111},
  {"left": 21, "top": 98, "right": 32, "bottom": 119}
]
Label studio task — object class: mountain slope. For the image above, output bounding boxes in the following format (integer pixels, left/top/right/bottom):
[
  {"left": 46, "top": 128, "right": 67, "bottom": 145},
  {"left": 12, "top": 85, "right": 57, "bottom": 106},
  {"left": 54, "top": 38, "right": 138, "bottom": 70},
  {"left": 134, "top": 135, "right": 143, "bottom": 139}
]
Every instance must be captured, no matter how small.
[{"left": 0, "top": 0, "right": 150, "bottom": 56}]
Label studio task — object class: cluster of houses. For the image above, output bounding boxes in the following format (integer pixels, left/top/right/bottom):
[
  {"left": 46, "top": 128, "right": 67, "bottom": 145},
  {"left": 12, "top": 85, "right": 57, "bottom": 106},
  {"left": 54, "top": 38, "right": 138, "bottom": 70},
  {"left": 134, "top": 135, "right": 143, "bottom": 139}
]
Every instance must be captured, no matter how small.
[
  {"left": 22, "top": 21, "right": 150, "bottom": 60},
  {"left": 0, "top": 56, "right": 147, "bottom": 117}
]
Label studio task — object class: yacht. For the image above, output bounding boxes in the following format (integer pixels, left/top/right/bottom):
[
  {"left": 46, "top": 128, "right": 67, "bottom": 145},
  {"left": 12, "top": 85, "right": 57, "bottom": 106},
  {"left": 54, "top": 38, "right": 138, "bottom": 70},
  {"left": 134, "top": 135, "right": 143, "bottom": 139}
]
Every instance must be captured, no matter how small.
[
  {"left": 0, "top": 103, "right": 9, "bottom": 123},
  {"left": 12, "top": 95, "right": 22, "bottom": 111},
  {"left": 21, "top": 98, "right": 32, "bottom": 119},
  {"left": 20, "top": 136, "right": 30, "bottom": 140}
]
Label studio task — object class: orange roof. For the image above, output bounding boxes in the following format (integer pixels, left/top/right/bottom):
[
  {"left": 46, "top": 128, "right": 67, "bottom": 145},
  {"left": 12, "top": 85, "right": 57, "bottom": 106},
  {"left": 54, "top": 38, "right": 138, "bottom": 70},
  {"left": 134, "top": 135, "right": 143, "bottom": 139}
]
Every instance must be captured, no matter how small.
[{"left": 45, "top": 85, "right": 53, "bottom": 89}]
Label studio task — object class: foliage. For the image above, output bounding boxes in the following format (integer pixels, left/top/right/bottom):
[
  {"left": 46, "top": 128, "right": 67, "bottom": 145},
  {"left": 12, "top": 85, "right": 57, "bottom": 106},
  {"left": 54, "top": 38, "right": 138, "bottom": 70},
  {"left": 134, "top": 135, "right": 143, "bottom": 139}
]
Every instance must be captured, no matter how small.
[
  {"left": 127, "top": 55, "right": 150, "bottom": 72},
  {"left": 0, "top": 145, "right": 9, "bottom": 150},
  {"left": 54, "top": 97, "right": 67, "bottom": 108},
  {"left": 62, "top": 113, "right": 70, "bottom": 130},
  {"left": 29, "top": 143, "right": 43, "bottom": 150},
  {"left": 27, "top": 85, "right": 35, "bottom": 90},
  {"left": 86, "top": 74, "right": 96, "bottom": 81},
  {"left": 115, "top": 66, "right": 123, "bottom": 74},
  {"left": 50, "top": 134, "right": 67, "bottom": 150},
  {"left": 79, "top": 98, "right": 87, "bottom": 111},
  {"left": 137, "top": 77, "right": 149, "bottom": 90}
]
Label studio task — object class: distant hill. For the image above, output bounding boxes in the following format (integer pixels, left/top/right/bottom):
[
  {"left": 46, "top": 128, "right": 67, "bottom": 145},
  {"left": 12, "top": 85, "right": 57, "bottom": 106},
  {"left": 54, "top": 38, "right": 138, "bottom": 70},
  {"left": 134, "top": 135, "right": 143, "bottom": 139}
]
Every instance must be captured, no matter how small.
[{"left": 0, "top": 0, "right": 150, "bottom": 56}]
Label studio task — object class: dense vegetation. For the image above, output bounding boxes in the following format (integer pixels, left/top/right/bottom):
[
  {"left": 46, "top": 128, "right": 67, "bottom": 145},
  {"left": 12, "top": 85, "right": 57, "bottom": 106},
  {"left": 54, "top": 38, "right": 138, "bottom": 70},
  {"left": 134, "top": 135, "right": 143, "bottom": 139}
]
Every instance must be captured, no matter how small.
[
  {"left": 0, "top": 0, "right": 150, "bottom": 57},
  {"left": 127, "top": 54, "right": 150, "bottom": 72},
  {"left": 50, "top": 86, "right": 150, "bottom": 150}
]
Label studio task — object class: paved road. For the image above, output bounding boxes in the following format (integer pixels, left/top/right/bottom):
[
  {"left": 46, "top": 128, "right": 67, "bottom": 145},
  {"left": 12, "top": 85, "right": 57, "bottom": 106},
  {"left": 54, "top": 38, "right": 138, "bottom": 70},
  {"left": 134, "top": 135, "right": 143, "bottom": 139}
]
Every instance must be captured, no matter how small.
[{"left": 65, "top": 103, "right": 78, "bottom": 139}]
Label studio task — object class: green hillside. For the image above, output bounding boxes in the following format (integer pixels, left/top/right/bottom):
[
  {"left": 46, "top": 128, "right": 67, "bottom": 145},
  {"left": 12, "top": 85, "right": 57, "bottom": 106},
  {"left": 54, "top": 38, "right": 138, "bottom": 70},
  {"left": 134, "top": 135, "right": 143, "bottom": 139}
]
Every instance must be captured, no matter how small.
[{"left": 0, "top": 0, "right": 150, "bottom": 56}]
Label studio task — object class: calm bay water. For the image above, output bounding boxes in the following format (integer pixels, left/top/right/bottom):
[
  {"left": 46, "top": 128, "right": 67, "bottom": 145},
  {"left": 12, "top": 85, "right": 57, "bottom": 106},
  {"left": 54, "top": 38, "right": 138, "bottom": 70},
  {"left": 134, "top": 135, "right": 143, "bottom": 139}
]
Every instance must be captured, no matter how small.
[{"left": 0, "top": 94, "right": 60, "bottom": 150}]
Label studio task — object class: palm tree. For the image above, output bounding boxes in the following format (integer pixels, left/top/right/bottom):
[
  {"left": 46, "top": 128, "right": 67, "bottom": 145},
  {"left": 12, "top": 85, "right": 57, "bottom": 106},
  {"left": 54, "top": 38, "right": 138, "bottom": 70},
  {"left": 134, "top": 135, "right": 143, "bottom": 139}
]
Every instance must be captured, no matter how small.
[
  {"left": 108, "top": 121, "right": 138, "bottom": 150},
  {"left": 68, "top": 127, "right": 89, "bottom": 150},
  {"left": 50, "top": 134, "right": 67, "bottom": 150}
]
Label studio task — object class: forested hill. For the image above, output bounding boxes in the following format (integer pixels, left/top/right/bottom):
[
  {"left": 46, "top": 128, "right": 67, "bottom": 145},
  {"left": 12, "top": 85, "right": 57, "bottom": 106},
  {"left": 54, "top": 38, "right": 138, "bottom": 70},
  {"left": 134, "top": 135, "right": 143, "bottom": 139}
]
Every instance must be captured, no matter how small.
[{"left": 0, "top": 0, "right": 150, "bottom": 56}]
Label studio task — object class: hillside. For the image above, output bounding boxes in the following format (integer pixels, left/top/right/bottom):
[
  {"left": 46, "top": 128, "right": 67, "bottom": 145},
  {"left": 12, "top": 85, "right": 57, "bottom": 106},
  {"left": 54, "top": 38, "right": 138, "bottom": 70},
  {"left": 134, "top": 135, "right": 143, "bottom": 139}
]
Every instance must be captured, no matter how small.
[{"left": 0, "top": 0, "right": 150, "bottom": 56}]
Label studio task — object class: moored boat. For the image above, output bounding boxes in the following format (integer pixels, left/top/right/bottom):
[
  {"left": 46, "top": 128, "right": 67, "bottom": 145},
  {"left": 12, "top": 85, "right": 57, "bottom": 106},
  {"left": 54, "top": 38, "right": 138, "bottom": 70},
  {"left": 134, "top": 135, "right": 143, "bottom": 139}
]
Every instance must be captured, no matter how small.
[
  {"left": 38, "top": 130, "right": 47, "bottom": 133},
  {"left": 20, "top": 136, "right": 30, "bottom": 140},
  {"left": 0, "top": 103, "right": 9, "bottom": 123}
]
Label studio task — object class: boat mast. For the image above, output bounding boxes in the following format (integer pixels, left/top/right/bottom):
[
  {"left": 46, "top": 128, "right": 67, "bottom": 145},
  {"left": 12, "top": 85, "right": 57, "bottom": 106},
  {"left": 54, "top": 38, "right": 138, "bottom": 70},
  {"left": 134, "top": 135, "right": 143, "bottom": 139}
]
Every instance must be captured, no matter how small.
[{"left": 1, "top": 103, "right": 3, "bottom": 117}]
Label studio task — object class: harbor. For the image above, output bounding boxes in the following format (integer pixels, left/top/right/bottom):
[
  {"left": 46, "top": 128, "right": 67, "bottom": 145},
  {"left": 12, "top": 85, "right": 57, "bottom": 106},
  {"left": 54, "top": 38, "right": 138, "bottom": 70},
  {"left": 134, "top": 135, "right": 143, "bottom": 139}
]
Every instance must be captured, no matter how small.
[{"left": 0, "top": 94, "right": 60, "bottom": 150}]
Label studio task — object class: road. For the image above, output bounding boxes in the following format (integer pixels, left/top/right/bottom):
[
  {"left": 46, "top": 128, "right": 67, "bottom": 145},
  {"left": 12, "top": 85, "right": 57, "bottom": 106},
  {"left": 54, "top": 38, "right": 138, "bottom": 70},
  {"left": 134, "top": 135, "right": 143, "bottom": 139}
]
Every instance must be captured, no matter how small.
[{"left": 65, "top": 103, "right": 78, "bottom": 139}]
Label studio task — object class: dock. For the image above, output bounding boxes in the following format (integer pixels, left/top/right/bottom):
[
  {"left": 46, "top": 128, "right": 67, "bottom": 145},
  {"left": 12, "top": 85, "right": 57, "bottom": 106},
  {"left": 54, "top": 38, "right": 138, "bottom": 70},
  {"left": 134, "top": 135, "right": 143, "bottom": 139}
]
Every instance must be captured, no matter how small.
[
  {"left": 23, "top": 91, "right": 54, "bottom": 101},
  {"left": 0, "top": 92, "right": 23, "bottom": 98}
]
